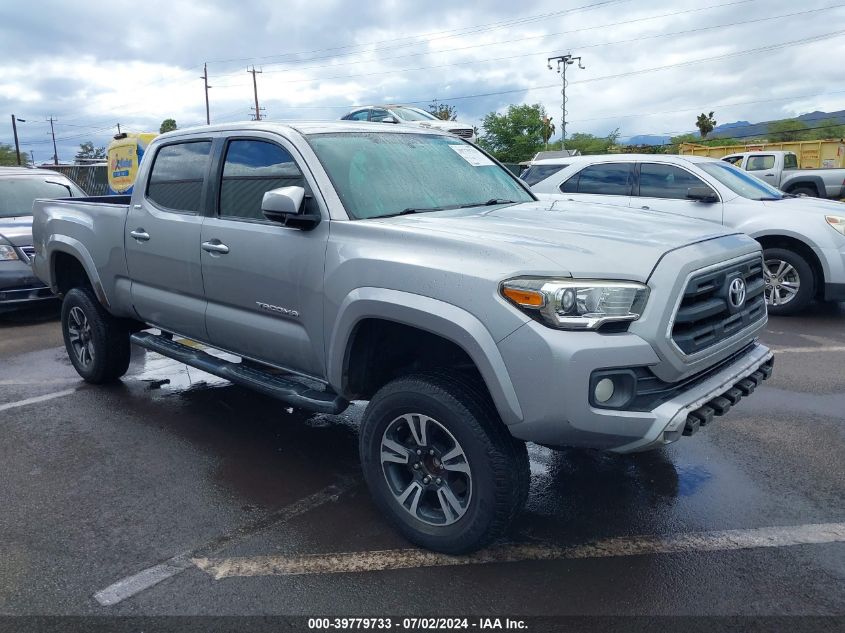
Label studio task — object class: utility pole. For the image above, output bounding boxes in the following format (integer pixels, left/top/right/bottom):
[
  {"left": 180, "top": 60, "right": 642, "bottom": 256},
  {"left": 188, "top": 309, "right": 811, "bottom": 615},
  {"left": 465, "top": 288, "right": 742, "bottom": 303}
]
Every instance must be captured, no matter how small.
[
  {"left": 47, "top": 116, "right": 59, "bottom": 165},
  {"left": 10, "top": 115, "right": 24, "bottom": 165},
  {"left": 29, "top": 150, "right": 34, "bottom": 165},
  {"left": 547, "top": 54, "right": 585, "bottom": 149},
  {"left": 201, "top": 63, "right": 212, "bottom": 125},
  {"left": 247, "top": 66, "right": 262, "bottom": 121},
  {"left": 116, "top": 122, "right": 121, "bottom": 135}
]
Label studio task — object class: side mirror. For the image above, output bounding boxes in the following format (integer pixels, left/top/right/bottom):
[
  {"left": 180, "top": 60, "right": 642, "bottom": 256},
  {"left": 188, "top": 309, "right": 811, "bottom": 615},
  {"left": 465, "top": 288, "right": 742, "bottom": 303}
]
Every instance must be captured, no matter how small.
[
  {"left": 261, "top": 186, "right": 320, "bottom": 230},
  {"left": 686, "top": 187, "right": 719, "bottom": 203},
  {"left": 379, "top": 116, "right": 398, "bottom": 124}
]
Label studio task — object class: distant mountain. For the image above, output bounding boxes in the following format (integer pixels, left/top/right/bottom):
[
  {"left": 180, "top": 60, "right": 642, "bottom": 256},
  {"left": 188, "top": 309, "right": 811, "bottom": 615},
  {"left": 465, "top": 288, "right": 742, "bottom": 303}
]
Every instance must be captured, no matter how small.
[{"left": 623, "top": 110, "right": 845, "bottom": 146}]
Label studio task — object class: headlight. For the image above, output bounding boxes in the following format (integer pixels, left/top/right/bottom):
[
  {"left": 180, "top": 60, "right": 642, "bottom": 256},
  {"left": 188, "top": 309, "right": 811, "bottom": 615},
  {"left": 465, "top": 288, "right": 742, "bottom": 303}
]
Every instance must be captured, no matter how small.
[
  {"left": 825, "top": 215, "right": 845, "bottom": 236},
  {"left": 500, "top": 277, "right": 649, "bottom": 330},
  {"left": 0, "top": 244, "right": 20, "bottom": 261}
]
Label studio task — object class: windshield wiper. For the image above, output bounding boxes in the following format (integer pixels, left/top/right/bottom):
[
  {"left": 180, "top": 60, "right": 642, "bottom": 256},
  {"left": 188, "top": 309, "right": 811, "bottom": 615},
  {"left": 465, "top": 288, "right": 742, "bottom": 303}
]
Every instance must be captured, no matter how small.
[
  {"left": 378, "top": 206, "right": 449, "bottom": 218},
  {"left": 459, "top": 198, "right": 519, "bottom": 208}
]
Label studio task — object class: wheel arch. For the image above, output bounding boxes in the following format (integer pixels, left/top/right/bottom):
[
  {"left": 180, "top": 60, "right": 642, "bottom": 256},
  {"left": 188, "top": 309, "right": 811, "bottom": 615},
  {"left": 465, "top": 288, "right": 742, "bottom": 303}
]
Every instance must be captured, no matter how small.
[
  {"left": 327, "top": 288, "right": 524, "bottom": 425},
  {"left": 782, "top": 175, "right": 824, "bottom": 196},
  {"left": 754, "top": 233, "right": 826, "bottom": 296},
  {"left": 48, "top": 238, "right": 110, "bottom": 307}
]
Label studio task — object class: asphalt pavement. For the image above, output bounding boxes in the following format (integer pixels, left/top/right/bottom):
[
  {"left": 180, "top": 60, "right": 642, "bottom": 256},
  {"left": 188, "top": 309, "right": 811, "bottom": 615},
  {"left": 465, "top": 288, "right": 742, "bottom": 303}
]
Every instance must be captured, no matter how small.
[{"left": 0, "top": 301, "right": 843, "bottom": 620}]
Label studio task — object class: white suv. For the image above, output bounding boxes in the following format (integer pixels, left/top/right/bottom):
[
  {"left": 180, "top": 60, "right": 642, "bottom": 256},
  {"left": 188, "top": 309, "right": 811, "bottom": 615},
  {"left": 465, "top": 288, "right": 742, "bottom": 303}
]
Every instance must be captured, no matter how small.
[
  {"left": 530, "top": 154, "right": 845, "bottom": 315},
  {"left": 340, "top": 105, "right": 476, "bottom": 142}
]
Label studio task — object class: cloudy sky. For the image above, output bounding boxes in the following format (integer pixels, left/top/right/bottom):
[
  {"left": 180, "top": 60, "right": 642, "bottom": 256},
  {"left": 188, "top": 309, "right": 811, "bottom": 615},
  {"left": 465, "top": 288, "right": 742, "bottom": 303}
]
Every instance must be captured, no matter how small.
[{"left": 1, "top": 0, "right": 844, "bottom": 162}]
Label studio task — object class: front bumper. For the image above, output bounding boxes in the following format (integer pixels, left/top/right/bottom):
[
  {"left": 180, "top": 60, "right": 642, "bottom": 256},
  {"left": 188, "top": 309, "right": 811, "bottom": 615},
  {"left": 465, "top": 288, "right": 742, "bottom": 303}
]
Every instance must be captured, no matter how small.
[
  {"left": 498, "top": 320, "right": 772, "bottom": 453},
  {"left": 0, "top": 262, "right": 56, "bottom": 312}
]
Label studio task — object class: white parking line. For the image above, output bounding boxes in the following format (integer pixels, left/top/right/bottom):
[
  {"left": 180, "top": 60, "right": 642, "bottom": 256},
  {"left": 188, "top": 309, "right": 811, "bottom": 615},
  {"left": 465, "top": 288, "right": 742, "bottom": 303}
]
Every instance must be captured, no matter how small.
[
  {"left": 769, "top": 346, "right": 845, "bottom": 354},
  {"left": 193, "top": 522, "right": 845, "bottom": 579},
  {"left": 94, "top": 479, "right": 355, "bottom": 606},
  {"left": 0, "top": 388, "right": 76, "bottom": 412}
]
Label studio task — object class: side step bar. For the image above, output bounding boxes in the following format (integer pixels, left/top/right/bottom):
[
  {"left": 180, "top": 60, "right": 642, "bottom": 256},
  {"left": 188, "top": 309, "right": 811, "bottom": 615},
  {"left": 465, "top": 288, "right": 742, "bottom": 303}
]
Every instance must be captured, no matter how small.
[{"left": 130, "top": 332, "right": 349, "bottom": 415}]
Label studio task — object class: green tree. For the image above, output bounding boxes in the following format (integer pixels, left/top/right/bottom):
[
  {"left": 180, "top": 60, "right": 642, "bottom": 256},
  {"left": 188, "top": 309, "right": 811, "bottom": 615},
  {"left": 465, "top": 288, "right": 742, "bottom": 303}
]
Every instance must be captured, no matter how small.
[
  {"left": 695, "top": 111, "right": 717, "bottom": 138},
  {"left": 74, "top": 141, "right": 105, "bottom": 163},
  {"left": 0, "top": 142, "right": 29, "bottom": 166},
  {"left": 541, "top": 116, "right": 555, "bottom": 147},
  {"left": 806, "top": 118, "right": 845, "bottom": 140},
  {"left": 160, "top": 118, "right": 178, "bottom": 133},
  {"left": 477, "top": 103, "right": 548, "bottom": 163},
  {"left": 427, "top": 101, "right": 457, "bottom": 121},
  {"left": 558, "top": 129, "right": 621, "bottom": 155},
  {"left": 767, "top": 119, "right": 809, "bottom": 142}
]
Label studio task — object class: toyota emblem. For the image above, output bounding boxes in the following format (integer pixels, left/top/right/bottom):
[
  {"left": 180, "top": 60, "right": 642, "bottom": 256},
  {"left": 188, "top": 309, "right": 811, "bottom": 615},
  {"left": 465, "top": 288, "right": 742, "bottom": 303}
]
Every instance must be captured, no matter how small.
[{"left": 728, "top": 278, "right": 747, "bottom": 309}]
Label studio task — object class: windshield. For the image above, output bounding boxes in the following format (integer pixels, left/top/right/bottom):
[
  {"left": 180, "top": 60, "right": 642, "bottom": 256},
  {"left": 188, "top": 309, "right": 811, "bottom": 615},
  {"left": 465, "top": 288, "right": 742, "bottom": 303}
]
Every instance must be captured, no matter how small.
[
  {"left": 0, "top": 177, "right": 79, "bottom": 217},
  {"left": 307, "top": 132, "right": 534, "bottom": 219},
  {"left": 697, "top": 161, "right": 784, "bottom": 201},
  {"left": 391, "top": 107, "right": 438, "bottom": 122}
]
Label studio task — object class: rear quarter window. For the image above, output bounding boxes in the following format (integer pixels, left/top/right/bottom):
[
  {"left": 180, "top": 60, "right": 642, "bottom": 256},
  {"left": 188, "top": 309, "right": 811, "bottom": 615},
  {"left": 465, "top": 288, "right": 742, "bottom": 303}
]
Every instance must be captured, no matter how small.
[{"left": 146, "top": 141, "right": 212, "bottom": 213}]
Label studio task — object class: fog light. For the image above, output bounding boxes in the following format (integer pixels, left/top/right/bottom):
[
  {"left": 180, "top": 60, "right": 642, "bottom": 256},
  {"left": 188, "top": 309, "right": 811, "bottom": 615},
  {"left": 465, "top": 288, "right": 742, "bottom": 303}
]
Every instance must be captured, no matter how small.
[{"left": 594, "top": 378, "right": 615, "bottom": 403}]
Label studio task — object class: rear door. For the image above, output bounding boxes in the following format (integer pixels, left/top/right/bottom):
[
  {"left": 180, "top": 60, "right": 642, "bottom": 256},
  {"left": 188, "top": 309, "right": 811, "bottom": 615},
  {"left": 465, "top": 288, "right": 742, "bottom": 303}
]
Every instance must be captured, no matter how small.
[
  {"left": 125, "top": 139, "right": 213, "bottom": 340},
  {"left": 200, "top": 134, "right": 330, "bottom": 377},
  {"left": 557, "top": 162, "right": 634, "bottom": 208},
  {"left": 633, "top": 162, "right": 723, "bottom": 224}
]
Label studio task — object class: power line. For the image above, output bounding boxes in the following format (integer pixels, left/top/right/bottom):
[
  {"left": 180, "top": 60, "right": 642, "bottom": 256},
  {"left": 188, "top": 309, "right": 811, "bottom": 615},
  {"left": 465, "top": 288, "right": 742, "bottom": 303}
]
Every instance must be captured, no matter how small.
[
  {"left": 210, "top": 3, "right": 843, "bottom": 90},
  {"left": 205, "top": 0, "right": 632, "bottom": 67},
  {"left": 210, "top": 0, "right": 759, "bottom": 83}
]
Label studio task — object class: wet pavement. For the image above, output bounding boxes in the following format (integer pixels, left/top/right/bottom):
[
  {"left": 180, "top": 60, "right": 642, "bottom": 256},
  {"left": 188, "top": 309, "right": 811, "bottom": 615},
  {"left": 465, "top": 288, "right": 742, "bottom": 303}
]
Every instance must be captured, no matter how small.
[{"left": 0, "top": 302, "right": 843, "bottom": 617}]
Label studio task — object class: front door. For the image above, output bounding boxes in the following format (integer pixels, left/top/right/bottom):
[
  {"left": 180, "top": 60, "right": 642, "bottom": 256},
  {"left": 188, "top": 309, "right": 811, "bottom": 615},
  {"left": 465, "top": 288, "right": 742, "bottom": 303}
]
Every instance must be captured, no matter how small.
[
  {"left": 125, "top": 139, "right": 213, "bottom": 340},
  {"left": 744, "top": 154, "right": 778, "bottom": 187},
  {"left": 634, "top": 162, "right": 724, "bottom": 224},
  {"left": 200, "top": 136, "right": 330, "bottom": 377}
]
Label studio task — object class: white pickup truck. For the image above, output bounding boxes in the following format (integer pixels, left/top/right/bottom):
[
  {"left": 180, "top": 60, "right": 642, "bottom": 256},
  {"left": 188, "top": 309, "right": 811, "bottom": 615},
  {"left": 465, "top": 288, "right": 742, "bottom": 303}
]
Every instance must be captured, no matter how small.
[{"left": 722, "top": 151, "right": 845, "bottom": 200}]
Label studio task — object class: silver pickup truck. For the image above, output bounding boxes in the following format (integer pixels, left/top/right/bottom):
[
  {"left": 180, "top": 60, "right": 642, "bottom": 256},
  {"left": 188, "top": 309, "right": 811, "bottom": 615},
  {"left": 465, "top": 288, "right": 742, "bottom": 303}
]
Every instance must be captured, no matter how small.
[
  {"left": 31, "top": 122, "right": 774, "bottom": 553},
  {"left": 723, "top": 150, "right": 845, "bottom": 200}
]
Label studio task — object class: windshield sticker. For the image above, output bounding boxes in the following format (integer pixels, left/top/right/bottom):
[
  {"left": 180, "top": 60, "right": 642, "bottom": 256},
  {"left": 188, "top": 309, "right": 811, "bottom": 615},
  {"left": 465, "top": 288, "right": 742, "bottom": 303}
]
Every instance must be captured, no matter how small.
[{"left": 449, "top": 144, "right": 494, "bottom": 167}]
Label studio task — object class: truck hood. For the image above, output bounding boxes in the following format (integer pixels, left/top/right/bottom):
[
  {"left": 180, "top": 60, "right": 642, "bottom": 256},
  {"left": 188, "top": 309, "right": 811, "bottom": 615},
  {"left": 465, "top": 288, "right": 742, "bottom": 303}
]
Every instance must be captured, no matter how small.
[
  {"left": 380, "top": 200, "right": 738, "bottom": 281},
  {"left": 0, "top": 216, "right": 33, "bottom": 246}
]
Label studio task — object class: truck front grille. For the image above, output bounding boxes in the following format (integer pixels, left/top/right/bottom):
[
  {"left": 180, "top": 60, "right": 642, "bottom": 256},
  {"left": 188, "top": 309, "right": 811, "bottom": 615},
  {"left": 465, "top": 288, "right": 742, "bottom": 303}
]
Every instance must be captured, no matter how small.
[
  {"left": 20, "top": 245, "right": 35, "bottom": 262},
  {"left": 671, "top": 256, "right": 766, "bottom": 355}
]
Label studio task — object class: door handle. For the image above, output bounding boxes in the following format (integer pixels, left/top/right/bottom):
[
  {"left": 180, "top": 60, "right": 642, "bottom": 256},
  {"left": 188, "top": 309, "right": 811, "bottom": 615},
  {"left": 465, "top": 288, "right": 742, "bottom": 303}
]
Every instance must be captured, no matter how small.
[
  {"left": 202, "top": 240, "right": 230, "bottom": 254},
  {"left": 641, "top": 205, "right": 650, "bottom": 210},
  {"left": 130, "top": 229, "right": 150, "bottom": 241},
  {"left": 764, "top": 173, "right": 774, "bottom": 177}
]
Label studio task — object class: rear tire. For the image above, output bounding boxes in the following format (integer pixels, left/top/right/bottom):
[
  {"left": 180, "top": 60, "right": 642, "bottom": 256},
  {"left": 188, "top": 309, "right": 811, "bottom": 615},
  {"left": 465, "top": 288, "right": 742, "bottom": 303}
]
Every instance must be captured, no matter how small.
[
  {"left": 790, "top": 186, "right": 818, "bottom": 198},
  {"left": 763, "top": 247, "right": 815, "bottom": 316},
  {"left": 359, "top": 371, "right": 529, "bottom": 554},
  {"left": 61, "top": 287, "right": 131, "bottom": 383}
]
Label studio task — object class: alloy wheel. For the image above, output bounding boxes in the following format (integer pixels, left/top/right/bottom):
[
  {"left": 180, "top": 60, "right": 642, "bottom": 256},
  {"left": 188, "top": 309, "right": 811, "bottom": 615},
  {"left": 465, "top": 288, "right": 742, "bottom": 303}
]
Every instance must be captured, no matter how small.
[
  {"left": 380, "top": 413, "right": 472, "bottom": 526},
  {"left": 67, "top": 306, "right": 95, "bottom": 367},
  {"left": 763, "top": 258, "right": 800, "bottom": 307}
]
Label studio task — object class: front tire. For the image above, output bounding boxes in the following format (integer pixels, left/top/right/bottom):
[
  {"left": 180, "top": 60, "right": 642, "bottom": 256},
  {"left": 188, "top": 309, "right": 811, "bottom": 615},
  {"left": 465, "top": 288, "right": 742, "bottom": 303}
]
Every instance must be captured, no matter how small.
[
  {"left": 359, "top": 371, "right": 529, "bottom": 554},
  {"left": 61, "top": 287, "right": 131, "bottom": 383},
  {"left": 763, "top": 247, "right": 815, "bottom": 315}
]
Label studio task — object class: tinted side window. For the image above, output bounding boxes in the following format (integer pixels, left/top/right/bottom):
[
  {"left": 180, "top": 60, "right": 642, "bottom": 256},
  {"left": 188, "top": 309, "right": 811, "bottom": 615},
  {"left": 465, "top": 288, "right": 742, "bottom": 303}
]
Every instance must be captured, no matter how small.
[
  {"left": 147, "top": 141, "right": 211, "bottom": 213},
  {"left": 639, "top": 163, "right": 709, "bottom": 200},
  {"left": 723, "top": 156, "right": 743, "bottom": 166},
  {"left": 560, "top": 172, "right": 580, "bottom": 193},
  {"left": 219, "top": 140, "right": 306, "bottom": 221},
  {"left": 370, "top": 109, "right": 391, "bottom": 122},
  {"left": 576, "top": 163, "right": 633, "bottom": 195},
  {"left": 784, "top": 153, "right": 798, "bottom": 169},
  {"left": 746, "top": 155, "right": 775, "bottom": 171},
  {"left": 348, "top": 110, "right": 370, "bottom": 121},
  {"left": 521, "top": 164, "right": 567, "bottom": 186}
]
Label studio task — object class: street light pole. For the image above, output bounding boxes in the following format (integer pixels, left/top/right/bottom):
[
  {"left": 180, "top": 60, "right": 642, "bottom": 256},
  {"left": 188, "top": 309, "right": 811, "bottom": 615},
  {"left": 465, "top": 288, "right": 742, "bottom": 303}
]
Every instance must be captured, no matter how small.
[
  {"left": 10, "top": 115, "right": 24, "bottom": 166},
  {"left": 547, "top": 54, "right": 585, "bottom": 149}
]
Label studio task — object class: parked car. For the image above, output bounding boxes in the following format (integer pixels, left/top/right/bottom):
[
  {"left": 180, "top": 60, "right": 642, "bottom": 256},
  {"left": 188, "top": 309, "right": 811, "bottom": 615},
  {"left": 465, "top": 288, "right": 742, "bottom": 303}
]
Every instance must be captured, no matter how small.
[
  {"left": 721, "top": 150, "right": 845, "bottom": 199},
  {"left": 530, "top": 154, "right": 845, "bottom": 315},
  {"left": 0, "top": 167, "right": 85, "bottom": 314},
  {"left": 340, "top": 105, "right": 476, "bottom": 142},
  {"left": 32, "top": 122, "right": 773, "bottom": 553}
]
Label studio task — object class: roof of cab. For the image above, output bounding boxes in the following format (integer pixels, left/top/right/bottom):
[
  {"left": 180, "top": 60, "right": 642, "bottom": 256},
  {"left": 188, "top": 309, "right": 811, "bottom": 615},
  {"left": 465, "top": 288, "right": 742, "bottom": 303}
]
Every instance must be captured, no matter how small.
[
  {"left": 0, "top": 166, "right": 68, "bottom": 178},
  {"left": 157, "top": 119, "right": 453, "bottom": 140}
]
